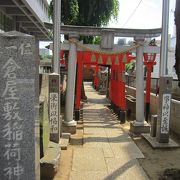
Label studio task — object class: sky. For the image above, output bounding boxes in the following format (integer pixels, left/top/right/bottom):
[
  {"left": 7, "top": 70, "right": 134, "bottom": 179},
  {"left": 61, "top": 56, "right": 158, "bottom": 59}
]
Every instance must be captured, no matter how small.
[
  {"left": 109, "top": 0, "right": 176, "bottom": 35},
  {"left": 40, "top": 0, "right": 176, "bottom": 49}
]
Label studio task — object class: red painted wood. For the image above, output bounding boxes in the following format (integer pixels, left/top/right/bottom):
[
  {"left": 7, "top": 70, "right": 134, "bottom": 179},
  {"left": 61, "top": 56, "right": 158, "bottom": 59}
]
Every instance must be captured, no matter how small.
[
  {"left": 94, "top": 65, "right": 99, "bottom": 89},
  {"left": 60, "top": 50, "right": 136, "bottom": 111},
  {"left": 146, "top": 65, "right": 152, "bottom": 103},
  {"left": 75, "top": 51, "right": 84, "bottom": 109}
]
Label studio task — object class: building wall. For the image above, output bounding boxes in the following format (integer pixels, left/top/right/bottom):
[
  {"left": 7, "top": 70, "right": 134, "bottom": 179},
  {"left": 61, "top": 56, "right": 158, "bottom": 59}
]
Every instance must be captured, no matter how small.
[
  {"left": 23, "top": 0, "right": 49, "bottom": 23},
  {"left": 0, "top": 0, "right": 50, "bottom": 34}
]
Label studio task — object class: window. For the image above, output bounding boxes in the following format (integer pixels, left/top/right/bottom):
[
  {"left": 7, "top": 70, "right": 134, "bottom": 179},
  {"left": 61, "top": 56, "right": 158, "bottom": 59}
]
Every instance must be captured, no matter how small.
[{"left": 0, "top": 11, "right": 13, "bottom": 32}]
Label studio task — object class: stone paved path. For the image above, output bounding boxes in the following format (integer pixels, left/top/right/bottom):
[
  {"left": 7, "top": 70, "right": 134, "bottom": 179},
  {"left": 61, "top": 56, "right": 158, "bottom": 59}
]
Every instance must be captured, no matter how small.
[{"left": 70, "top": 82, "right": 149, "bottom": 180}]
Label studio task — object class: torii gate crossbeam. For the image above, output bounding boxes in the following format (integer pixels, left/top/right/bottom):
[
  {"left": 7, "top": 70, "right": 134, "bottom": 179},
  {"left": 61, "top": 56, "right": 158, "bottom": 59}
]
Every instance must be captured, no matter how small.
[{"left": 45, "top": 23, "right": 161, "bottom": 38}]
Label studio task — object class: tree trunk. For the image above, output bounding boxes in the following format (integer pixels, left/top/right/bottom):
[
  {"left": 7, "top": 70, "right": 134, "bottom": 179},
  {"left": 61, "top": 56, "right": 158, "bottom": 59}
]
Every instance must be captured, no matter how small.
[{"left": 175, "top": 0, "right": 180, "bottom": 86}]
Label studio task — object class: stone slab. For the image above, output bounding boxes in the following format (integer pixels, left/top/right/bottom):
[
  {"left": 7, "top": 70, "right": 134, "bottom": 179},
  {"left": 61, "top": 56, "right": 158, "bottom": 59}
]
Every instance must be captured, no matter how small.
[
  {"left": 62, "top": 124, "right": 76, "bottom": 134},
  {"left": 70, "top": 129, "right": 83, "bottom": 146},
  {"left": 40, "top": 142, "right": 61, "bottom": 179},
  {"left": 109, "top": 141, "right": 145, "bottom": 159},
  {"left": 142, "top": 133, "right": 180, "bottom": 149},
  {"left": 84, "top": 127, "right": 106, "bottom": 135},
  {"left": 130, "top": 122, "right": 150, "bottom": 134},
  {"left": 60, "top": 133, "right": 71, "bottom": 150},
  {"left": 72, "top": 148, "right": 107, "bottom": 171},
  {"left": 83, "top": 135, "right": 114, "bottom": 158},
  {"left": 105, "top": 158, "right": 149, "bottom": 180},
  {"left": 75, "top": 82, "right": 148, "bottom": 179},
  {"left": 70, "top": 171, "right": 108, "bottom": 180}
]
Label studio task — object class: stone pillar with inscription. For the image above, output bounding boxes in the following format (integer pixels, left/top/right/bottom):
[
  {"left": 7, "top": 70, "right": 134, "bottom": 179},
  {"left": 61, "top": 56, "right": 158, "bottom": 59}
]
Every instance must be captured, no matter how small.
[
  {"left": 35, "top": 39, "right": 40, "bottom": 180},
  {"left": 49, "top": 73, "right": 60, "bottom": 143},
  {"left": 0, "top": 31, "right": 39, "bottom": 179},
  {"left": 156, "top": 76, "right": 172, "bottom": 143}
]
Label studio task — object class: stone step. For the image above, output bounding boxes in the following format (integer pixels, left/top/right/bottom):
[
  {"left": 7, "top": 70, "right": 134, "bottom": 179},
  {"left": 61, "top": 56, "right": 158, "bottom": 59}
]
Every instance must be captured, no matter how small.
[
  {"left": 70, "top": 121, "right": 84, "bottom": 146},
  {"left": 60, "top": 133, "right": 71, "bottom": 150}
]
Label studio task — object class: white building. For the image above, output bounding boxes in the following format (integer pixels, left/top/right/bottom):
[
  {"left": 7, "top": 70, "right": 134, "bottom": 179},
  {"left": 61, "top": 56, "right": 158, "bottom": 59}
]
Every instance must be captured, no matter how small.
[{"left": 0, "top": 0, "right": 51, "bottom": 40}]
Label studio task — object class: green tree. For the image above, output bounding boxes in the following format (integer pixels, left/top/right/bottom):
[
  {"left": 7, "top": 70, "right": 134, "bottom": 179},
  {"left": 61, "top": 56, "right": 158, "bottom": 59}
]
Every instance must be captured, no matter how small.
[
  {"left": 125, "top": 60, "right": 136, "bottom": 74},
  {"left": 49, "top": 0, "right": 119, "bottom": 43}
]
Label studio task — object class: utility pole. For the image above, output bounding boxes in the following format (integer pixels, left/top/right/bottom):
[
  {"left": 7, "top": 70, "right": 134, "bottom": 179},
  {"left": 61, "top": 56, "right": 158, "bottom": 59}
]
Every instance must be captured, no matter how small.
[
  {"left": 49, "top": 0, "right": 61, "bottom": 143},
  {"left": 159, "top": 0, "right": 169, "bottom": 76},
  {"left": 53, "top": 0, "right": 61, "bottom": 74}
]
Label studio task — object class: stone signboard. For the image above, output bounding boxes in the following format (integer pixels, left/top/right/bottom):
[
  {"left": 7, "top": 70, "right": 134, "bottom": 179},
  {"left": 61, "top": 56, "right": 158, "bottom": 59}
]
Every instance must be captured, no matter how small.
[
  {"left": 49, "top": 73, "right": 60, "bottom": 143},
  {"left": 0, "top": 31, "right": 38, "bottom": 180},
  {"left": 156, "top": 76, "right": 172, "bottom": 143},
  {"left": 161, "top": 94, "right": 171, "bottom": 134}
]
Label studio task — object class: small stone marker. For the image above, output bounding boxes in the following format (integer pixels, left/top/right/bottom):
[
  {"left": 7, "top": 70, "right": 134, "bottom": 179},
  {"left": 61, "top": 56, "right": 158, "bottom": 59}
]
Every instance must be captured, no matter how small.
[
  {"left": 150, "top": 115, "right": 158, "bottom": 137},
  {"left": 156, "top": 76, "right": 172, "bottom": 143},
  {"left": 0, "top": 31, "right": 38, "bottom": 179},
  {"left": 49, "top": 73, "right": 60, "bottom": 143}
]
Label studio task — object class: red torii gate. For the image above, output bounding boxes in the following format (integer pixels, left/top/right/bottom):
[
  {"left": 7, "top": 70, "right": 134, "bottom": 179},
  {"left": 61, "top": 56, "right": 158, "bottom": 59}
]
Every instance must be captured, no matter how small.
[
  {"left": 74, "top": 51, "right": 135, "bottom": 121},
  {"left": 60, "top": 48, "right": 157, "bottom": 122}
]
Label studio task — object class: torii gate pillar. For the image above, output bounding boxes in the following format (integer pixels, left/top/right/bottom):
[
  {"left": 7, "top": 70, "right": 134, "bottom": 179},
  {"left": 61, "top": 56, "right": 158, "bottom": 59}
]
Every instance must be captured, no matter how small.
[
  {"left": 130, "top": 38, "right": 150, "bottom": 134},
  {"left": 63, "top": 34, "right": 79, "bottom": 134}
]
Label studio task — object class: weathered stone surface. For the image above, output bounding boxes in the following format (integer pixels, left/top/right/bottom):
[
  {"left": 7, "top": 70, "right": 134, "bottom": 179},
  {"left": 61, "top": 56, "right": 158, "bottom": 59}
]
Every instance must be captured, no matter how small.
[
  {"left": 39, "top": 74, "right": 52, "bottom": 180},
  {"left": 60, "top": 133, "right": 71, "bottom": 150},
  {"left": 72, "top": 148, "right": 107, "bottom": 171},
  {"left": 130, "top": 121, "right": 150, "bottom": 134},
  {"left": 142, "top": 133, "right": 179, "bottom": 149},
  {"left": 101, "top": 31, "right": 114, "bottom": 49},
  {"left": 0, "top": 31, "right": 38, "bottom": 180},
  {"left": 70, "top": 82, "right": 149, "bottom": 180},
  {"left": 62, "top": 124, "right": 76, "bottom": 134},
  {"left": 157, "top": 76, "right": 172, "bottom": 143},
  {"left": 40, "top": 142, "right": 61, "bottom": 179},
  {"left": 150, "top": 115, "right": 158, "bottom": 137},
  {"left": 39, "top": 96, "right": 50, "bottom": 157},
  {"left": 49, "top": 73, "right": 60, "bottom": 143}
]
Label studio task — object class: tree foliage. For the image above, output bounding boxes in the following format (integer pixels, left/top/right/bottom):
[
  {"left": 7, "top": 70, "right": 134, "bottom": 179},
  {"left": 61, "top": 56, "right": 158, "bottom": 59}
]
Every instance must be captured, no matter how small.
[
  {"left": 49, "top": 0, "right": 119, "bottom": 26},
  {"left": 49, "top": 0, "right": 79, "bottom": 24},
  {"left": 49, "top": 0, "right": 119, "bottom": 44},
  {"left": 77, "top": 0, "right": 119, "bottom": 26}
]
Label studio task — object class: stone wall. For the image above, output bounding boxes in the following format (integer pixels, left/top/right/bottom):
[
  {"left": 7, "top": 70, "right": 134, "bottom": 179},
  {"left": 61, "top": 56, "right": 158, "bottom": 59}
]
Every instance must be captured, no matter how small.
[
  {"left": 125, "top": 75, "right": 180, "bottom": 100},
  {"left": 126, "top": 86, "right": 180, "bottom": 136}
]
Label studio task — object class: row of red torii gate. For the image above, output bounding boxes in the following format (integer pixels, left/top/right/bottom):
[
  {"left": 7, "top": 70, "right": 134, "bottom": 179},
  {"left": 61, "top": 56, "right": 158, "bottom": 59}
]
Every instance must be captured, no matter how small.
[
  {"left": 48, "top": 26, "right": 161, "bottom": 135},
  {"left": 59, "top": 41, "right": 157, "bottom": 123}
]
